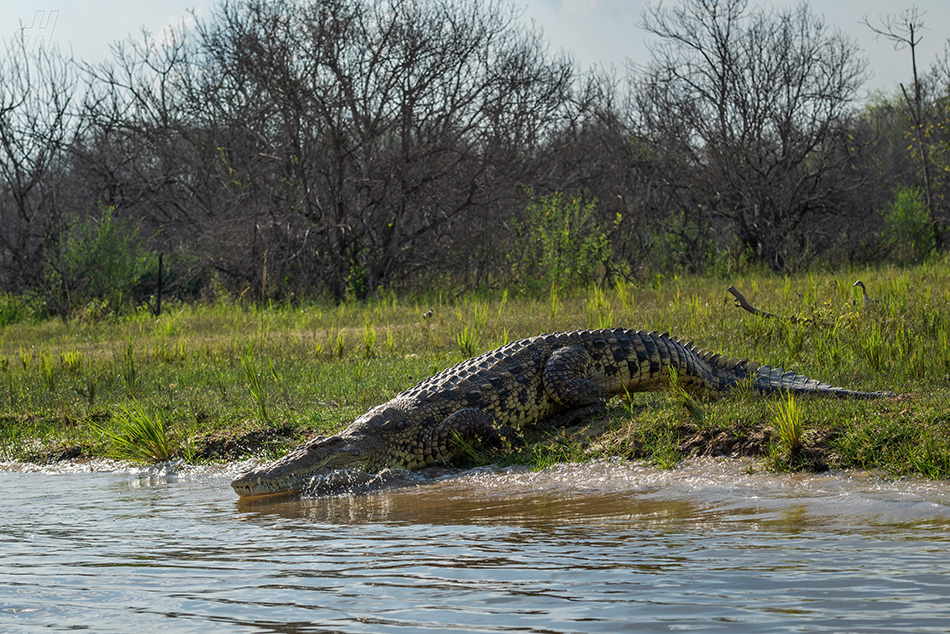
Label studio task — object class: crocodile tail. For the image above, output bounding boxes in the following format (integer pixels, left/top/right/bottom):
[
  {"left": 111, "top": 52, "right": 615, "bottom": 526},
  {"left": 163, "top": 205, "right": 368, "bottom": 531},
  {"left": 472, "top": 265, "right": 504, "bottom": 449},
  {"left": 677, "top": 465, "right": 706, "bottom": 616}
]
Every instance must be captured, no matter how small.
[
  {"left": 665, "top": 333, "right": 893, "bottom": 399},
  {"left": 743, "top": 364, "right": 893, "bottom": 398}
]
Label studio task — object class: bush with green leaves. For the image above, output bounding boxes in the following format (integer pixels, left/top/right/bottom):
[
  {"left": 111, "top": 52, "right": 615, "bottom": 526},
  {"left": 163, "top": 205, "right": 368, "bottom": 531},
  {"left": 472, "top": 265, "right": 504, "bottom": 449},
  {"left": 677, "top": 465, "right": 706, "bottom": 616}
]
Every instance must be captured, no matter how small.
[
  {"left": 509, "top": 192, "right": 610, "bottom": 293},
  {"left": 882, "top": 186, "right": 934, "bottom": 262},
  {"left": 42, "top": 205, "right": 157, "bottom": 320}
]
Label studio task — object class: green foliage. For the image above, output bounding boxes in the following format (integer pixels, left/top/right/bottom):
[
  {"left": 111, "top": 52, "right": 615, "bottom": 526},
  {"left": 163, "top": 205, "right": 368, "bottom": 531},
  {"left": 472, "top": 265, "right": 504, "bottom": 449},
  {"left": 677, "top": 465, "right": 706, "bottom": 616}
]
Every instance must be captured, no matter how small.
[
  {"left": 346, "top": 257, "right": 370, "bottom": 301},
  {"left": 509, "top": 192, "right": 609, "bottom": 293},
  {"left": 96, "top": 401, "right": 177, "bottom": 463},
  {"left": 42, "top": 205, "right": 156, "bottom": 320},
  {"left": 40, "top": 351, "right": 55, "bottom": 390},
  {"left": 834, "top": 414, "right": 950, "bottom": 479},
  {"left": 362, "top": 321, "right": 377, "bottom": 358},
  {"left": 666, "top": 367, "right": 703, "bottom": 424},
  {"left": 0, "top": 295, "right": 38, "bottom": 326},
  {"left": 242, "top": 346, "right": 270, "bottom": 425},
  {"left": 1, "top": 262, "right": 950, "bottom": 479},
  {"left": 122, "top": 336, "right": 138, "bottom": 395},
  {"left": 882, "top": 186, "right": 934, "bottom": 262},
  {"left": 456, "top": 327, "right": 480, "bottom": 357},
  {"left": 769, "top": 391, "right": 804, "bottom": 453}
]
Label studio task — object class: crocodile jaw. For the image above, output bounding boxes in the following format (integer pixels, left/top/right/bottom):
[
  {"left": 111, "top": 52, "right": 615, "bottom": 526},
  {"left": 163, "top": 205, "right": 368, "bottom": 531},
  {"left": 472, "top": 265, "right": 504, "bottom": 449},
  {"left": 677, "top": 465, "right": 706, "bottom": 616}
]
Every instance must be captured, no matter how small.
[{"left": 231, "top": 435, "right": 372, "bottom": 498}]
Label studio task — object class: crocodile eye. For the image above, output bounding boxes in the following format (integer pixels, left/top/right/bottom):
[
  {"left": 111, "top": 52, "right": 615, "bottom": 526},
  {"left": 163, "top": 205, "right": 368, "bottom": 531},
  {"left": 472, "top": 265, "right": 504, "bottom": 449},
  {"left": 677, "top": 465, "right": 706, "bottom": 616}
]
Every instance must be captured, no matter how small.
[{"left": 344, "top": 443, "right": 365, "bottom": 456}]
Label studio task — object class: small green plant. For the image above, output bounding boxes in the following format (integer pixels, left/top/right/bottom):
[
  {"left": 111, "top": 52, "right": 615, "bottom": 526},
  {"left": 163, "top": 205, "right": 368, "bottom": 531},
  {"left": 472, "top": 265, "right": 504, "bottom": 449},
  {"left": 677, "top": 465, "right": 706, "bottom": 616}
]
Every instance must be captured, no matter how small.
[
  {"left": 646, "top": 420, "right": 681, "bottom": 469},
  {"left": 938, "top": 327, "right": 950, "bottom": 374},
  {"left": 122, "top": 336, "right": 137, "bottom": 395},
  {"left": 549, "top": 285, "right": 561, "bottom": 321},
  {"left": 96, "top": 401, "right": 176, "bottom": 463},
  {"left": 860, "top": 323, "right": 888, "bottom": 372},
  {"left": 731, "top": 371, "right": 759, "bottom": 403},
  {"left": 74, "top": 367, "right": 100, "bottom": 407},
  {"left": 666, "top": 367, "right": 703, "bottom": 423},
  {"left": 385, "top": 326, "right": 396, "bottom": 356},
  {"left": 527, "top": 431, "right": 588, "bottom": 471},
  {"left": 19, "top": 346, "right": 33, "bottom": 371},
  {"left": 242, "top": 347, "right": 269, "bottom": 424},
  {"left": 456, "top": 327, "right": 481, "bottom": 357},
  {"left": 906, "top": 334, "right": 926, "bottom": 380},
  {"left": 334, "top": 331, "right": 346, "bottom": 358},
  {"left": 783, "top": 322, "right": 807, "bottom": 358},
  {"left": 60, "top": 350, "right": 84, "bottom": 375},
  {"left": 40, "top": 351, "right": 55, "bottom": 390},
  {"left": 471, "top": 300, "right": 489, "bottom": 331},
  {"left": 362, "top": 321, "right": 377, "bottom": 358},
  {"left": 585, "top": 286, "right": 613, "bottom": 329},
  {"left": 614, "top": 278, "right": 632, "bottom": 313},
  {"left": 770, "top": 391, "right": 804, "bottom": 453}
]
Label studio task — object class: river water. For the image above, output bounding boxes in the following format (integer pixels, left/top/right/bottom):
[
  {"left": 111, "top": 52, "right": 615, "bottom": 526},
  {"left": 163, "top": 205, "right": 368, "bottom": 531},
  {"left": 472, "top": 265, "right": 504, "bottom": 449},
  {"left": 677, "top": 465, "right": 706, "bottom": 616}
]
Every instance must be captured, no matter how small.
[{"left": 3, "top": 458, "right": 950, "bottom": 633}]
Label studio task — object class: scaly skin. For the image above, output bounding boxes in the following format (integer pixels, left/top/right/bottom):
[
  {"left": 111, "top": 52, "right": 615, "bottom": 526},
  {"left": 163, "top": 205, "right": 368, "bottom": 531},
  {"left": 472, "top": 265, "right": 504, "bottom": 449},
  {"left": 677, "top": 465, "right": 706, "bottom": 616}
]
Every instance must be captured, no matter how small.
[{"left": 231, "top": 328, "right": 891, "bottom": 497}]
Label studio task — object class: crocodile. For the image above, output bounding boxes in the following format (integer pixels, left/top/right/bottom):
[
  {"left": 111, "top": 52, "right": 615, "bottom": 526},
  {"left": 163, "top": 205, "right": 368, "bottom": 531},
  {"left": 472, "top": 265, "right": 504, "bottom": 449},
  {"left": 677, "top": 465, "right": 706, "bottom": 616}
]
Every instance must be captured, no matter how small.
[{"left": 231, "top": 328, "right": 891, "bottom": 498}]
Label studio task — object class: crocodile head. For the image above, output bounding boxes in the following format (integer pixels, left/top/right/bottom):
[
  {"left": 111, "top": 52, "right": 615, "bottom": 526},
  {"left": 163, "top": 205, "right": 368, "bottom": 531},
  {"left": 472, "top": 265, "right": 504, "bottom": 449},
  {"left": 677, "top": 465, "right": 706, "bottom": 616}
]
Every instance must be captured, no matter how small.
[{"left": 231, "top": 434, "right": 374, "bottom": 498}]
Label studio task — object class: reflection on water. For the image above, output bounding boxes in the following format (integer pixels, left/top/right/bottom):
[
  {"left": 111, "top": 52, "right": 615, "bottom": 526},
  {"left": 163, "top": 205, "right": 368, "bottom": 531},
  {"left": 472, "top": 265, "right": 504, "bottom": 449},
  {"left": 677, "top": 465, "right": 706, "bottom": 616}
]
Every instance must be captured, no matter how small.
[{"left": 3, "top": 458, "right": 950, "bottom": 633}]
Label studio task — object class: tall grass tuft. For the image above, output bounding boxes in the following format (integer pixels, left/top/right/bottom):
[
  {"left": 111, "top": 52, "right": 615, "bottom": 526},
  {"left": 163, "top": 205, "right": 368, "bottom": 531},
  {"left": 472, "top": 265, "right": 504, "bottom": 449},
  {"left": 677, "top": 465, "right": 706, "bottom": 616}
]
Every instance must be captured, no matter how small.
[
  {"left": 242, "top": 346, "right": 269, "bottom": 424},
  {"left": 122, "top": 336, "right": 137, "bottom": 395},
  {"left": 585, "top": 286, "right": 613, "bottom": 329},
  {"left": 41, "top": 351, "right": 55, "bottom": 390},
  {"left": 666, "top": 367, "right": 703, "bottom": 423},
  {"left": 548, "top": 285, "right": 561, "bottom": 321},
  {"left": 456, "top": 327, "right": 481, "bottom": 358},
  {"left": 770, "top": 391, "right": 804, "bottom": 453},
  {"left": 19, "top": 346, "right": 33, "bottom": 371},
  {"left": 97, "top": 401, "right": 176, "bottom": 463},
  {"left": 61, "top": 350, "right": 84, "bottom": 374},
  {"left": 385, "top": 326, "right": 396, "bottom": 356},
  {"left": 362, "top": 321, "right": 377, "bottom": 358},
  {"left": 859, "top": 323, "right": 888, "bottom": 372}
]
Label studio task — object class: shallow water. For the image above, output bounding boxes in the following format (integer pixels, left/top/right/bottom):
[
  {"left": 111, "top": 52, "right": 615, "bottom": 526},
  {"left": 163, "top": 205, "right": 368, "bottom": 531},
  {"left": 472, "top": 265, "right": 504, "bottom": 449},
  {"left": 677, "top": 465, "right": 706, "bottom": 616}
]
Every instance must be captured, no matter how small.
[{"left": 3, "top": 458, "right": 950, "bottom": 633}]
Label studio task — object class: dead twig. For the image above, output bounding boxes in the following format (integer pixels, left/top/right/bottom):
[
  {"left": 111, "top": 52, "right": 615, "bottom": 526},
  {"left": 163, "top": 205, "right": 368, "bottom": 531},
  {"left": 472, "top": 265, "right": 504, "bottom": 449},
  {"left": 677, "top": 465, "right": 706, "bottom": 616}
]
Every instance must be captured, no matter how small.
[{"left": 727, "top": 285, "right": 813, "bottom": 324}]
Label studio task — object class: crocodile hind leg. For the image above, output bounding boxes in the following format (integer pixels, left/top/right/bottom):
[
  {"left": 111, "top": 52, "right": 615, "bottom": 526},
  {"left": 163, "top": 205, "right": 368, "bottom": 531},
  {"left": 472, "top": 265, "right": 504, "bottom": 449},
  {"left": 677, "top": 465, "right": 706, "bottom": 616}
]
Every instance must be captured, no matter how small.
[
  {"left": 420, "top": 408, "right": 516, "bottom": 466},
  {"left": 542, "top": 345, "right": 609, "bottom": 426},
  {"left": 543, "top": 346, "right": 609, "bottom": 406}
]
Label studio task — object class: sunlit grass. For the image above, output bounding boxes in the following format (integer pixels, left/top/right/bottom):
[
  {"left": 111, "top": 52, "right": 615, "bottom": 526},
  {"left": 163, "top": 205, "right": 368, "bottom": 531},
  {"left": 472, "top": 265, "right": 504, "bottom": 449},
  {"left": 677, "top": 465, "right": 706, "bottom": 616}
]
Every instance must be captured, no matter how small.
[
  {"left": 770, "top": 391, "right": 804, "bottom": 453},
  {"left": 94, "top": 401, "right": 177, "bottom": 463},
  {"left": 0, "top": 257, "right": 949, "bottom": 476}
]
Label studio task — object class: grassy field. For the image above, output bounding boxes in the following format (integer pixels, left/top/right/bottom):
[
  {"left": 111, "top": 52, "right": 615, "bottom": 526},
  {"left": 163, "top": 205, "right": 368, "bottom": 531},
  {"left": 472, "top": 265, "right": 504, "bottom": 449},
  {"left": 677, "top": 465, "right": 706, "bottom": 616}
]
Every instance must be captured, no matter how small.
[{"left": 2, "top": 260, "right": 949, "bottom": 478}]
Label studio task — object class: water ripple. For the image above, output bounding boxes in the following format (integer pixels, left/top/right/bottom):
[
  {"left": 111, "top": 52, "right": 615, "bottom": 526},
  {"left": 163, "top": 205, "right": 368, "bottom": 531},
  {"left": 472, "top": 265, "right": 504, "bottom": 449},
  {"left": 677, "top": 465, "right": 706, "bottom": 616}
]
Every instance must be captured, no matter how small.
[{"left": 3, "top": 459, "right": 950, "bottom": 632}]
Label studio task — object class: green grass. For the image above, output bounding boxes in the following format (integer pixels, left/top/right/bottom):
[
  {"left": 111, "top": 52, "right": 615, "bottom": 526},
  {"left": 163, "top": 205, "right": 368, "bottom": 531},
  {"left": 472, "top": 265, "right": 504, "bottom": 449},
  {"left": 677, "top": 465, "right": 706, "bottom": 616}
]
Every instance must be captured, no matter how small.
[
  {"left": 93, "top": 401, "right": 178, "bottom": 463},
  {"left": 770, "top": 391, "right": 804, "bottom": 454},
  {"left": 1, "top": 259, "right": 950, "bottom": 477}
]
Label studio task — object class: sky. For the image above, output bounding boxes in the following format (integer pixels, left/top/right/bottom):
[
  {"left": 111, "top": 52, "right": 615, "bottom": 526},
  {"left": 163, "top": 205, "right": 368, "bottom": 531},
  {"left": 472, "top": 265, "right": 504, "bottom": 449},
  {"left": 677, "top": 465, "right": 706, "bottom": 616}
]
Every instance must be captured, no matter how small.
[{"left": 3, "top": 0, "right": 949, "bottom": 100}]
